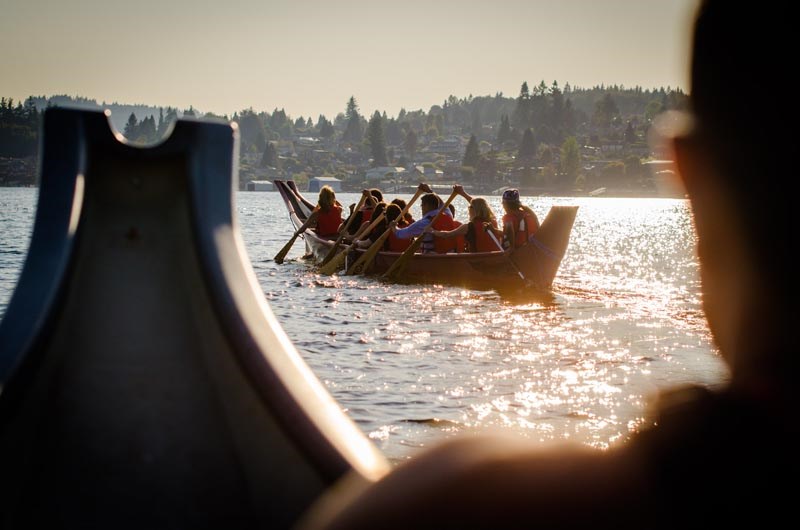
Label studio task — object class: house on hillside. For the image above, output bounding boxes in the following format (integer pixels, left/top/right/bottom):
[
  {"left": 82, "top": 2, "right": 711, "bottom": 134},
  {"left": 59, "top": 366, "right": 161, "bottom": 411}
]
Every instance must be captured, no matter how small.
[
  {"left": 308, "top": 176, "right": 342, "bottom": 193},
  {"left": 364, "top": 166, "right": 407, "bottom": 182},
  {"left": 427, "top": 137, "right": 463, "bottom": 157},
  {"left": 246, "top": 180, "right": 274, "bottom": 191}
]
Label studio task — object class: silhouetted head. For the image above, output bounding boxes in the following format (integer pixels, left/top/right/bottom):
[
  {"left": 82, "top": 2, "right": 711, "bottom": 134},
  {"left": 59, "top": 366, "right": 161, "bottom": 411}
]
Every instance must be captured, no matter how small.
[
  {"left": 676, "top": 0, "right": 797, "bottom": 389},
  {"left": 372, "top": 202, "right": 386, "bottom": 220},
  {"left": 369, "top": 188, "right": 383, "bottom": 202},
  {"left": 384, "top": 204, "right": 402, "bottom": 224},
  {"left": 420, "top": 193, "right": 440, "bottom": 214},
  {"left": 501, "top": 188, "right": 523, "bottom": 214},
  {"left": 501, "top": 188, "right": 520, "bottom": 205}
]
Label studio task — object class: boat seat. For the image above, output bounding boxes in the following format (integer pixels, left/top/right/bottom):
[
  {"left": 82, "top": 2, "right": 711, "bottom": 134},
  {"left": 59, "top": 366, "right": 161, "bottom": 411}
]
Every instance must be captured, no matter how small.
[{"left": 0, "top": 108, "right": 387, "bottom": 529}]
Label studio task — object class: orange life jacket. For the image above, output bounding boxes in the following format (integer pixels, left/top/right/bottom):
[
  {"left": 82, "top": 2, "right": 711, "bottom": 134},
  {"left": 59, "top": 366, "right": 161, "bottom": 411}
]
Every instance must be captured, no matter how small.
[
  {"left": 467, "top": 219, "right": 500, "bottom": 252},
  {"left": 451, "top": 220, "right": 466, "bottom": 253},
  {"left": 432, "top": 215, "right": 458, "bottom": 253},
  {"left": 359, "top": 207, "right": 374, "bottom": 228},
  {"left": 386, "top": 221, "right": 411, "bottom": 252},
  {"left": 315, "top": 204, "right": 342, "bottom": 237},
  {"left": 503, "top": 210, "right": 539, "bottom": 248}
]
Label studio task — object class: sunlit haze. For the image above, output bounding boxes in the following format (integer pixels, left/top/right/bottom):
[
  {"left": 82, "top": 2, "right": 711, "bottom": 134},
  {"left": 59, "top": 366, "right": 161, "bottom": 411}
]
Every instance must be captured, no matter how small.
[{"left": 2, "top": 0, "right": 697, "bottom": 120}]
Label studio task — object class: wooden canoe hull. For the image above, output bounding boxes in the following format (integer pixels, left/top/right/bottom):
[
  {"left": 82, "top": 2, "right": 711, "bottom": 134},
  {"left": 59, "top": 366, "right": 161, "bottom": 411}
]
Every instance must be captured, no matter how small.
[{"left": 275, "top": 180, "right": 577, "bottom": 290}]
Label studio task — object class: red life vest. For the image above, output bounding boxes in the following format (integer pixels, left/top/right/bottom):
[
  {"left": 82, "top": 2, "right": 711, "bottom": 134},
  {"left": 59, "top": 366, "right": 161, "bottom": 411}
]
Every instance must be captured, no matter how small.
[
  {"left": 451, "top": 220, "right": 466, "bottom": 253},
  {"left": 432, "top": 214, "right": 458, "bottom": 253},
  {"left": 503, "top": 210, "right": 539, "bottom": 248},
  {"left": 358, "top": 207, "right": 374, "bottom": 230},
  {"left": 467, "top": 219, "right": 500, "bottom": 252},
  {"left": 386, "top": 221, "right": 411, "bottom": 252},
  {"left": 315, "top": 204, "right": 342, "bottom": 237}
]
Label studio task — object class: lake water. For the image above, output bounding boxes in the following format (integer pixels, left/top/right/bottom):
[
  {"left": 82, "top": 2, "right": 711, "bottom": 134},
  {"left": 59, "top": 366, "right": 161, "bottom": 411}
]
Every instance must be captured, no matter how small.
[{"left": 0, "top": 187, "right": 728, "bottom": 462}]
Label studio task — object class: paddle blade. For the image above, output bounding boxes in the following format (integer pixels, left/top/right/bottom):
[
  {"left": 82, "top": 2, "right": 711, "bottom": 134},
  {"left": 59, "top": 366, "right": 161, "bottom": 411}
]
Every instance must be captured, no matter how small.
[
  {"left": 346, "top": 230, "right": 392, "bottom": 275},
  {"left": 274, "top": 233, "right": 299, "bottom": 264},
  {"left": 318, "top": 247, "right": 348, "bottom": 275},
  {"left": 382, "top": 237, "right": 422, "bottom": 281},
  {"left": 320, "top": 236, "right": 344, "bottom": 265}
]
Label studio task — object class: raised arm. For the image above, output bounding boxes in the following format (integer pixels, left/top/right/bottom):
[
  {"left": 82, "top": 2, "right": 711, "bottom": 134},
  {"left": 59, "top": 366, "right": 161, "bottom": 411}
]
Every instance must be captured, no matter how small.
[{"left": 453, "top": 184, "right": 473, "bottom": 203}]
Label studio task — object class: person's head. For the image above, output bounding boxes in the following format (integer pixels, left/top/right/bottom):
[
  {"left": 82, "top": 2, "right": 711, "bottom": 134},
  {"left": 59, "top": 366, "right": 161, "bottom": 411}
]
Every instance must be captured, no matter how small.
[
  {"left": 391, "top": 198, "right": 406, "bottom": 211},
  {"left": 673, "top": 0, "right": 796, "bottom": 388},
  {"left": 372, "top": 201, "right": 386, "bottom": 220},
  {"left": 501, "top": 188, "right": 521, "bottom": 214},
  {"left": 369, "top": 188, "right": 383, "bottom": 203},
  {"left": 384, "top": 204, "right": 402, "bottom": 224},
  {"left": 420, "top": 193, "right": 440, "bottom": 215},
  {"left": 318, "top": 185, "right": 336, "bottom": 211},
  {"left": 469, "top": 198, "right": 495, "bottom": 223}
]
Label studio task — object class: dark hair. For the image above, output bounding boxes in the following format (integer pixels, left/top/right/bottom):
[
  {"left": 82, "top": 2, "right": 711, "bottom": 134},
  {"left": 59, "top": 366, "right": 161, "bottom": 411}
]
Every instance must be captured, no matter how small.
[
  {"left": 420, "top": 193, "right": 440, "bottom": 210},
  {"left": 385, "top": 203, "right": 402, "bottom": 224},
  {"left": 369, "top": 188, "right": 383, "bottom": 202},
  {"left": 368, "top": 202, "right": 388, "bottom": 242}
]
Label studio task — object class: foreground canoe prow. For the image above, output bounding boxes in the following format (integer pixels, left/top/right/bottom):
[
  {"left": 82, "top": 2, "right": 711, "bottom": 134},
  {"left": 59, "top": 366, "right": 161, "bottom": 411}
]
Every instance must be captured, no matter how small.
[{"left": 0, "top": 109, "right": 388, "bottom": 528}]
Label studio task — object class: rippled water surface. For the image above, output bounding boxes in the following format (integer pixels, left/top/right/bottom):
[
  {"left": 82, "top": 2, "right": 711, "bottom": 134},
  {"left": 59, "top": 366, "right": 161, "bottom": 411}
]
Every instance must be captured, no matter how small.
[{"left": 0, "top": 188, "right": 728, "bottom": 461}]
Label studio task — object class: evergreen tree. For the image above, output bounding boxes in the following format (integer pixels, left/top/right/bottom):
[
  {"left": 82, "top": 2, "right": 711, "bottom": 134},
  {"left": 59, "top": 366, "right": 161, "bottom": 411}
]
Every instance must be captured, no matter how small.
[
  {"left": 342, "top": 96, "right": 363, "bottom": 143},
  {"left": 123, "top": 113, "right": 138, "bottom": 139},
  {"left": 137, "top": 115, "right": 156, "bottom": 142},
  {"left": 385, "top": 118, "right": 402, "bottom": 146},
  {"left": 404, "top": 130, "right": 418, "bottom": 162},
  {"left": 260, "top": 141, "right": 281, "bottom": 169},
  {"left": 518, "top": 128, "right": 537, "bottom": 160},
  {"left": 564, "top": 99, "right": 577, "bottom": 134},
  {"left": 157, "top": 108, "right": 164, "bottom": 137},
  {"left": 624, "top": 122, "right": 637, "bottom": 145},
  {"left": 512, "top": 82, "right": 530, "bottom": 129},
  {"left": 496, "top": 114, "right": 512, "bottom": 146},
  {"left": 462, "top": 134, "right": 480, "bottom": 168},
  {"left": 592, "top": 93, "right": 619, "bottom": 129},
  {"left": 236, "top": 110, "right": 266, "bottom": 152},
  {"left": 560, "top": 136, "right": 581, "bottom": 185},
  {"left": 470, "top": 107, "right": 481, "bottom": 136},
  {"left": 160, "top": 107, "right": 178, "bottom": 137},
  {"left": 367, "top": 111, "right": 388, "bottom": 167},
  {"left": 318, "top": 116, "right": 335, "bottom": 138},
  {"left": 549, "top": 80, "right": 564, "bottom": 141}
]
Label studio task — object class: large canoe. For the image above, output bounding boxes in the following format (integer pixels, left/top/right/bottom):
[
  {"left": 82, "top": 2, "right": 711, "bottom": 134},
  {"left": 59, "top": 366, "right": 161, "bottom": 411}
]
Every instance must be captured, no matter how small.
[
  {"left": 0, "top": 109, "right": 388, "bottom": 528},
  {"left": 275, "top": 180, "right": 578, "bottom": 291}
]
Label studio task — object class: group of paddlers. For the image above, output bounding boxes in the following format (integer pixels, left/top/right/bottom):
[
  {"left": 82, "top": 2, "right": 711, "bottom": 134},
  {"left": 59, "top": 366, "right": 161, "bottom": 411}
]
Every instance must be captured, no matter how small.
[{"left": 303, "top": 183, "right": 541, "bottom": 256}]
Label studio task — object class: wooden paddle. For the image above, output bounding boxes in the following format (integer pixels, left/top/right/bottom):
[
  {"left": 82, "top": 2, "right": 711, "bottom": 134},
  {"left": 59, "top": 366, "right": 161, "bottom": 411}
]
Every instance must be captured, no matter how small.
[
  {"left": 382, "top": 188, "right": 460, "bottom": 281},
  {"left": 345, "top": 184, "right": 430, "bottom": 276},
  {"left": 318, "top": 211, "right": 387, "bottom": 275},
  {"left": 274, "top": 215, "right": 315, "bottom": 264},
  {"left": 320, "top": 192, "right": 368, "bottom": 266},
  {"left": 485, "top": 226, "right": 533, "bottom": 287}
]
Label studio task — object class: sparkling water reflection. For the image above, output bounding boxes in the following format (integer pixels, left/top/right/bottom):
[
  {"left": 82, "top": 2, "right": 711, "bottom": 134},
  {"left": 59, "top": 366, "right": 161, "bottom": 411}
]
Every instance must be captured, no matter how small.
[{"left": 0, "top": 189, "right": 728, "bottom": 462}]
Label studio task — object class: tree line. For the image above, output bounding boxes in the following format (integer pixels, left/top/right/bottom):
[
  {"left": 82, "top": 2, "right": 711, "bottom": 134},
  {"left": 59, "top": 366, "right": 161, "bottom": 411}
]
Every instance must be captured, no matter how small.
[
  {"left": 0, "top": 98, "right": 40, "bottom": 158},
  {"left": 2, "top": 82, "right": 687, "bottom": 190}
]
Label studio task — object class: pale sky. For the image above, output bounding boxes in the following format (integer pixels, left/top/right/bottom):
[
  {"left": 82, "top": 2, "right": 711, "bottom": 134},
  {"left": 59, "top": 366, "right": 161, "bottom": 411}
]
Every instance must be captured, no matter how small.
[{"left": 1, "top": 0, "right": 698, "bottom": 120}]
